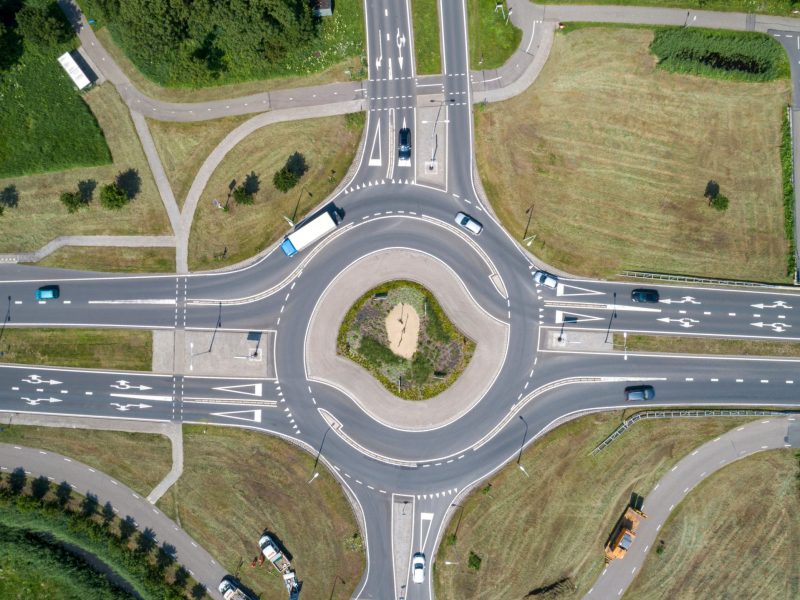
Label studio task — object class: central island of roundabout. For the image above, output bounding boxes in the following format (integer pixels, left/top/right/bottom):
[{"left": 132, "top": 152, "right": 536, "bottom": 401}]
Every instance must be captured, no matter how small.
[{"left": 305, "top": 249, "right": 510, "bottom": 431}]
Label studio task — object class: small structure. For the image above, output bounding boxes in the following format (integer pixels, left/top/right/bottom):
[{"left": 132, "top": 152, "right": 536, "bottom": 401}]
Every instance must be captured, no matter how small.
[
  {"left": 310, "top": 0, "right": 332, "bottom": 17},
  {"left": 57, "top": 51, "right": 91, "bottom": 90}
]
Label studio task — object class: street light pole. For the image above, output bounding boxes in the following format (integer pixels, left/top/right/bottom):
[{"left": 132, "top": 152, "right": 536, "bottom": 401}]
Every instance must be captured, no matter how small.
[{"left": 522, "top": 204, "right": 533, "bottom": 241}]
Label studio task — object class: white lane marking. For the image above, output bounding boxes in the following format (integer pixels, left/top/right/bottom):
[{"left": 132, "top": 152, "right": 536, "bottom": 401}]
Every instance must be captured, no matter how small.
[{"left": 88, "top": 299, "right": 176, "bottom": 305}]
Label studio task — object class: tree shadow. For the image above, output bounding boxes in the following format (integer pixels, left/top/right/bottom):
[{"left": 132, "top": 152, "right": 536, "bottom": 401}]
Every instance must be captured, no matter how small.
[
  {"left": 115, "top": 169, "right": 141, "bottom": 200},
  {"left": 286, "top": 151, "right": 309, "bottom": 178},
  {"left": 0, "top": 18, "right": 23, "bottom": 72},
  {"left": 0, "top": 184, "right": 19, "bottom": 208},
  {"left": 704, "top": 180, "right": 720, "bottom": 200},
  {"left": 78, "top": 179, "right": 96, "bottom": 204},
  {"left": 244, "top": 171, "right": 260, "bottom": 195},
  {"left": 193, "top": 29, "right": 227, "bottom": 78},
  {"left": 191, "top": 583, "right": 207, "bottom": 599}
]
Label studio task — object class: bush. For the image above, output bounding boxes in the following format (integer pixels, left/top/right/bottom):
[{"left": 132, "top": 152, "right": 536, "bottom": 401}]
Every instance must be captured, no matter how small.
[
  {"left": 15, "top": 2, "right": 72, "bottom": 47},
  {"left": 710, "top": 193, "right": 729, "bottom": 211},
  {"left": 780, "top": 110, "right": 797, "bottom": 276},
  {"left": 468, "top": 550, "right": 482, "bottom": 571},
  {"left": 273, "top": 166, "right": 299, "bottom": 193},
  {"left": 60, "top": 190, "right": 88, "bottom": 213},
  {"left": 100, "top": 182, "right": 129, "bottom": 210},
  {"left": 650, "top": 28, "right": 790, "bottom": 82}
]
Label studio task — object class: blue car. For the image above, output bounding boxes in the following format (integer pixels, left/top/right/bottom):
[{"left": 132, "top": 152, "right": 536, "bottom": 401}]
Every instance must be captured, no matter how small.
[{"left": 35, "top": 285, "right": 60, "bottom": 300}]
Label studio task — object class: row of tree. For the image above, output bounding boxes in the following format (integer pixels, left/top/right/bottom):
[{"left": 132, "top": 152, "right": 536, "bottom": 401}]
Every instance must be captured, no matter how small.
[{"left": 60, "top": 169, "right": 141, "bottom": 213}]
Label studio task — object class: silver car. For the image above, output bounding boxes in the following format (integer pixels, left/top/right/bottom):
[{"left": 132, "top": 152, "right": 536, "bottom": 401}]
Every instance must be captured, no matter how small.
[
  {"left": 533, "top": 269, "right": 558, "bottom": 289},
  {"left": 412, "top": 552, "right": 426, "bottom": 584},
  {"left": 455, "top": 212, "right": 483, "bottom": 235}
]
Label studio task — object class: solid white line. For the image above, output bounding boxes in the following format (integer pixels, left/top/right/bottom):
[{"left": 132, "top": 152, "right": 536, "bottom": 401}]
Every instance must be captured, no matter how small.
[{"left": 525, "top": 20, "right": 538, "bottom": 53}]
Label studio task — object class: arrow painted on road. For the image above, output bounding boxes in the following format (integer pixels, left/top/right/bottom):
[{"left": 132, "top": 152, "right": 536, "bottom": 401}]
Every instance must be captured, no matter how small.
[
  {"left": 111, "top": 380, "right": 152, "bottom": 391},
  {"left": 661, "top": 296, "right": 700, "bottom": 305},
  {"left": 209, "top": 409, "right": 262, "bottom": 423},
  {"left": 22, "top": 375, "right": 62, "bottom": 385},
  {"left": 211, "top": 383, "right": 263, "bottom": 397},
  {"left": 751, "top": 301, "right": 793, "bottom": 309},
  {"left": 396, "top": 28, "right": 406, "bottom": 71},
  {"left": 22, "top": 397, "right": 62, "bottom": 406},
  {"left": 751, "top": 322, "right": 792, "bottom": 333},
  {"left": 110, "top": 403, "right": 152, "bottom": 412},
  {"left": 657, "top": 317, "right": 699, "bottom": 328},
  {"left": 375, "top": 29, "right": 383, "bottom": 70}
]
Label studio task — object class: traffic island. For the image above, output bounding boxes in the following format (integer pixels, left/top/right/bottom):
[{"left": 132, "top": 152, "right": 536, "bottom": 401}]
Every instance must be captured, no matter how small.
[
  {"left": 306, "top": 249, "right": 508, "bottom": 431},
  {"left": 337, "top": 281, "right": 475, "bottom": 400}
]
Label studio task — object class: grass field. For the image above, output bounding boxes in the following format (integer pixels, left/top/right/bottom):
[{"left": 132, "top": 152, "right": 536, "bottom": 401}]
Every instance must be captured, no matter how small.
[
  {"left": 148, "top": 115, "right": 250, "bottom": 209},
  {"left": 614, "top": 333, "right": 800, "bottom": 357},
  {"left": 0, "top": 84, "right": 171, "bottom": 255},
  {"left": 434, "top": 411, "right": 756, "bottom": 599},
  {"left": 468, "top": 0, "right": 522, "bottom": 70},
  {"left": 626, "top": 450, "right": 800, "bottom": 599},
  {"left": 0, "top": 425, "right": 170, "bottom": 497},
  {"left": 539, "top": 0, "right": 800, "bottom": 17},
  {"left": 156, "top": 426, "right": 364, "bottom": 600},
  {"left": 188, "top": 113, "right": 363, "bottom": 270},
  {"left": 412, "top": 0, "right": 442, "bottom": 74},
  {"left": 475, "top": 27, "right": 792, "bottom": 281},
  {"left": 0, "top": 329, "right": 152, "bottom": 371},
  {"left": 0, "top": 42, "right": 111, "bottom": 178},
  {"left": 34, "top": 246, "right": 175, "bottom": 273}
]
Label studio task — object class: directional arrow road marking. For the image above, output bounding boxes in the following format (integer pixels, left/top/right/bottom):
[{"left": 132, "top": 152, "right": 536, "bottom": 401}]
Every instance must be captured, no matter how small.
[
  {"left": 111, "top": 380, "right": 152, "bottom": 391},
  {"left": 22, "top": 397, "right": 62, "bottom": 406},
  {"left": 22, "top": 375, "right": 62, "bottom": 385},
  {"left": 555, "top": 310, "right": 604, "bottom": 324},
  {"left": 110, "top": 403, "right": 152, "bottom": 412},
  {"left": 751, "top": 322, "right": 792, "bottom": 333},
  {"left": 209, "top": 409, "right": 262, "bottom": 423},
  {"left": 375, "top": 29, "right": 383, "bottom": 70},
  {"left": 657, "top": 317, "right": 699, "bottom": 328},
  {"left": 556, "top": 283, "right": 605, "bottom": 297},
  {"left": 661, "top": 296, "right": 701, "bottom": 305},
  {"left": 109, "top": 393, "right": 172, "bottom": 402},
  {"left": 751, "top": 301, "right": 793, "bottom": 309},
  {"left": 396, "top": 27, "right": 406, "bottom": 71},
  {"left": 211, "top": 383, "right": 263, "bottom": 397}
]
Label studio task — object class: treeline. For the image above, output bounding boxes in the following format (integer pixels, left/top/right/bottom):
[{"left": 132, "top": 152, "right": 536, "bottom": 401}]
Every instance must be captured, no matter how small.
[
  {"left": 0, "top": 467, "right": 206, "bottom": 599},
  {"left": 86, "top": 0, "right": 323, "bottom": 86},
  {"left": 650, "top": 27, "right": 790, "bottom": 82}
]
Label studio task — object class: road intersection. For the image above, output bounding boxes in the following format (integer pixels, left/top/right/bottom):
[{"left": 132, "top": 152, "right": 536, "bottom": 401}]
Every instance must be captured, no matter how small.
[{"left": 3, "top": 1, "right": 800, "bottom": 599}]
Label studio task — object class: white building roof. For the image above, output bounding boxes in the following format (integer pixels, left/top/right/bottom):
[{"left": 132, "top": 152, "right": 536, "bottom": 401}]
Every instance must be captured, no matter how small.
[{"left": 57, "top": 52, "right": 91, "bottom": 90}]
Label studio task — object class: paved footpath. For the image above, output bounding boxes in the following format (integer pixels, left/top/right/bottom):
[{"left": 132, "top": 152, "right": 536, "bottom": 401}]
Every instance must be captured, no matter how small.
[
  {"left": 0, "top": 442, "right": 225, "bottom": 599},
  {"left": 586, "top": 416, "right": 799, "bottom": 599}
]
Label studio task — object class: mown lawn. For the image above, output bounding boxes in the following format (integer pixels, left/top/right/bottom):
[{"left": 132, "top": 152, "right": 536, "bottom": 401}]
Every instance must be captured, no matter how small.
[
  {"left": 539, "top": 0, "right": 800, "bottom": 17},
  {"left": 0, "top": 84, "right": 171, "bottom": 255},
  {"left": 0, "top": 43, "right": 110, "bottom": 178},
  {"left": 34, "top": 246, "right": 175, "bottom": 273},
  {"left": 412, "top": 0, "right": 442, "bottom": 74},
  {"left": 435, "top": 412, "right": 756, "bottom": 599},
  {"left": 468, "top": 0, "right": 522, "bottom": 70},
  {"left": 0, "top": 426, "right": 171, "bottom": 497},
  {"left": 0, "top": 328, "right": 152, "bottom": 371},
  {"left": 476, "top": 27, "right": 792, "bottom": 281},
  {"left": 157, "top": 426, "right": 364, "bottom": 600},
  {"left": 614, "top": 333, "right": 800, "bottom": 357},
  {"left": 626, "top": 450, "right": 800, "bottom": 599},
  {"left": 187, "top": 113, "right": 364, "bottom": 270}
]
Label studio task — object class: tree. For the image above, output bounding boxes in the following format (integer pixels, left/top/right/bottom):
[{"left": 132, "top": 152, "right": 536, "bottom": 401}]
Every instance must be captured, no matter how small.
[
  {"left": 54, "top": 481, "right": 72, "bottom": 507},
  {"left": 273, "top": 166, "right": 299, "bottom": 193},
  {"left": 232, "top": 184, "right": 254, "bottom": 205},
  {"left": 15, "top": 3, "right": 72, "bottom": 47},
  {"left": 711, "top": 193, "right": 729, "bottom": 211},
  {"left": 136, "top": 527, "right": 157, "bottom": 555},
  {"left": 60, "top": 190, "right": 87, "bottom": 213},
  {"left": 8, "top": 467, "right": 26, "bottom": 495},
  {"left": 100, "top": 182, "right": 129, "bottom": 210},
  {"left": 30, "top": 475, "right": 50, "bottom": 501},
  {"left": 119, "top": 515, "right": 137, "bottom": 540},
  {"left": 80, "top": 492, "right": 99, "bottom": 518}
]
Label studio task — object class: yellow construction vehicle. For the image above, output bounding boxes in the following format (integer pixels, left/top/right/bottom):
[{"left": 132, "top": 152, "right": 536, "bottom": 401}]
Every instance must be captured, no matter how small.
[{"left": 604, "top": 506, "right": 647, "bottom": 563}]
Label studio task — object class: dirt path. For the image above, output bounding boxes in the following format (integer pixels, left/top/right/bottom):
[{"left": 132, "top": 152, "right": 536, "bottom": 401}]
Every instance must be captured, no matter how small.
[{"left": 385, "top": 303, "right": 419, "bottom": 359}]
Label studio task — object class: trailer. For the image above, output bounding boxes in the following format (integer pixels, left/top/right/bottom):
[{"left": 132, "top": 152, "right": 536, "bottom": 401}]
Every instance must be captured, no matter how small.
[
  {"left": 258, "top": 534, "right": 300, "bottom": 597},
  {"left": 280, "top": 210, "right": 338, "bottom": 257}
]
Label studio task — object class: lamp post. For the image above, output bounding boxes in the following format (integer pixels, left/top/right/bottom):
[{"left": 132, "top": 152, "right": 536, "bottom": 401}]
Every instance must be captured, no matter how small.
[{"left": 522, "top": 204, "right": 533, "bottom": 241}]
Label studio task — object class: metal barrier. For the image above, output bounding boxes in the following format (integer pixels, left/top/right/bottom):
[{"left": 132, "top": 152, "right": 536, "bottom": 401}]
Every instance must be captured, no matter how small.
[
  {"left": 618, "top": 270, "right": 798, "bottom": 289},
  {"left": 590, "top": 408, "right": 792, "bottom": 455}
]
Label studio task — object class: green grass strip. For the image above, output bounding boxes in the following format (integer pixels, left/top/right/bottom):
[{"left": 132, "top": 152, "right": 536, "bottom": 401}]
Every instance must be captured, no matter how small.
[
  {"left": 537, "top": 0, "right": 799, "bottom": 18},
  {"left": 412, "top": 0, "right": 442, "bottom": 74},
  {"left": 781, "top": 109, "right": 797, "bottom": 276},
  {"left": 468, "top": 0, "right": 522, "bottom": 71}
]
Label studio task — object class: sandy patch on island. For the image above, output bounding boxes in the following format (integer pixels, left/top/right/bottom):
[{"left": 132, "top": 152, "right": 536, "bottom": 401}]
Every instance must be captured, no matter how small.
[{"left": 385, "top": 303, "right": 420, "bottom": 359}]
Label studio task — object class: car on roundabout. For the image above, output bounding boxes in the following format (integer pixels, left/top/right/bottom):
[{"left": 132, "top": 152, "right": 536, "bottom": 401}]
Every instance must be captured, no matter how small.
[
  {"left": 533, "top": 270, "right": 558, "bottom": 289},
  {"left": 454, "top": 211, "right": 483, "bottom": 235}
]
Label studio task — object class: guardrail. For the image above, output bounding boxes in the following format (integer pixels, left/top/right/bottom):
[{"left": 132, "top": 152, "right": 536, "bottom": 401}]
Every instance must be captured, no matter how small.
[
  {"left": 618, "top": 270, "right": 797, "bottom": 288},
  {"left": 590, "top": 408, "right": 792, "bottom": 455}
]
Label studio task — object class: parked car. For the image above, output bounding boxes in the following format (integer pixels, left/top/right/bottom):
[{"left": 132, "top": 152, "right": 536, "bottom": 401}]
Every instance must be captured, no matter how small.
[
  {"left": 412, "top": 552, "right": 426, "bottom": 584},
  {"left": 532, "top": 270, "right": 558, "bottom": 289},
  {"left": 454, "top": 211, "right": 483, "bottom": 235},
  {"left": 398, "top": 127, "right": 412, "bottom": 165},
  {"left": 624, "top": 385, "right": 655, "bottom": 401},
  {"left": 35, "top": 285, "right": 60, "bottom": 300},
  {"left": 631, "top": 288, "right": 659, "bottom": 303}
]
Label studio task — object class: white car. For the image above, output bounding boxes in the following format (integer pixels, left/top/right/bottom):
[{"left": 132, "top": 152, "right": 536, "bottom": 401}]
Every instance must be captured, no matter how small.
[
  {"left": 412, "top": 552, "right": 426, "bottom": 584},
  {"left": 454, "top": 212, "right": 483, "bottom": 235},
  {"left": 533, "top": 269, "right": 558, "bottom": 289}
]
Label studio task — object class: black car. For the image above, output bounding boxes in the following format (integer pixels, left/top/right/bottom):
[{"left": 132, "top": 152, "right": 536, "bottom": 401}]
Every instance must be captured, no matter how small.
[
  {"left": 398, "top": 128, "right": 411, "bottom": 161},
  {"left": 631, "top": 288, "right": 659, "bottom": 303},
  {"left": 624, "top": 385, "right": 655, "bottom": 401}
]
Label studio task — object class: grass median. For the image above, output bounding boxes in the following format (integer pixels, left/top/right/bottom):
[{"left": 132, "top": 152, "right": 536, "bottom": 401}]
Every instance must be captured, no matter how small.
[
  {"left": 475, "top": 27, "right": 791, "bottom": 281},
  {"left": 614, "top": 333, "right": 800, "bottom": 357},
  {"left": 412, "top": 0, "right": 442, "bottom": 74},
  {"left": 468, "top": 0, "right": 522, "bottom": 70},
  {"left": 0, "top": 84, "right": 171, "bottom": 258},
  {"left": 434, "top": 411, "right": 757, "bottom": 599},
  {"left": 0, "top": 329, "right": 152, "bottom": 371},
  {"left": 34, "top": 246, "right": 176, "bottom": 273},
  {"left": 626, "top": 450, "right": 800, "bottom": 599},
  {"left": 0, "top": 426, "right": 171, "bottom": 497},
  {"left": 538, "top": 0, "right": 800, "bottom": 17},
  {"left": 157, "top": 426, "right": 364, "bottom": 600},
  {"left": 187, "top": 112, "right": 364, "bottom": 270}
]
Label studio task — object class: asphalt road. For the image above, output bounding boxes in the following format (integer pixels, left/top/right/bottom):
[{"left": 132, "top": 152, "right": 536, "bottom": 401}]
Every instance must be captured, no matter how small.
[{"left": 4, "top": 1, "right": 800, "bottom": 599}]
